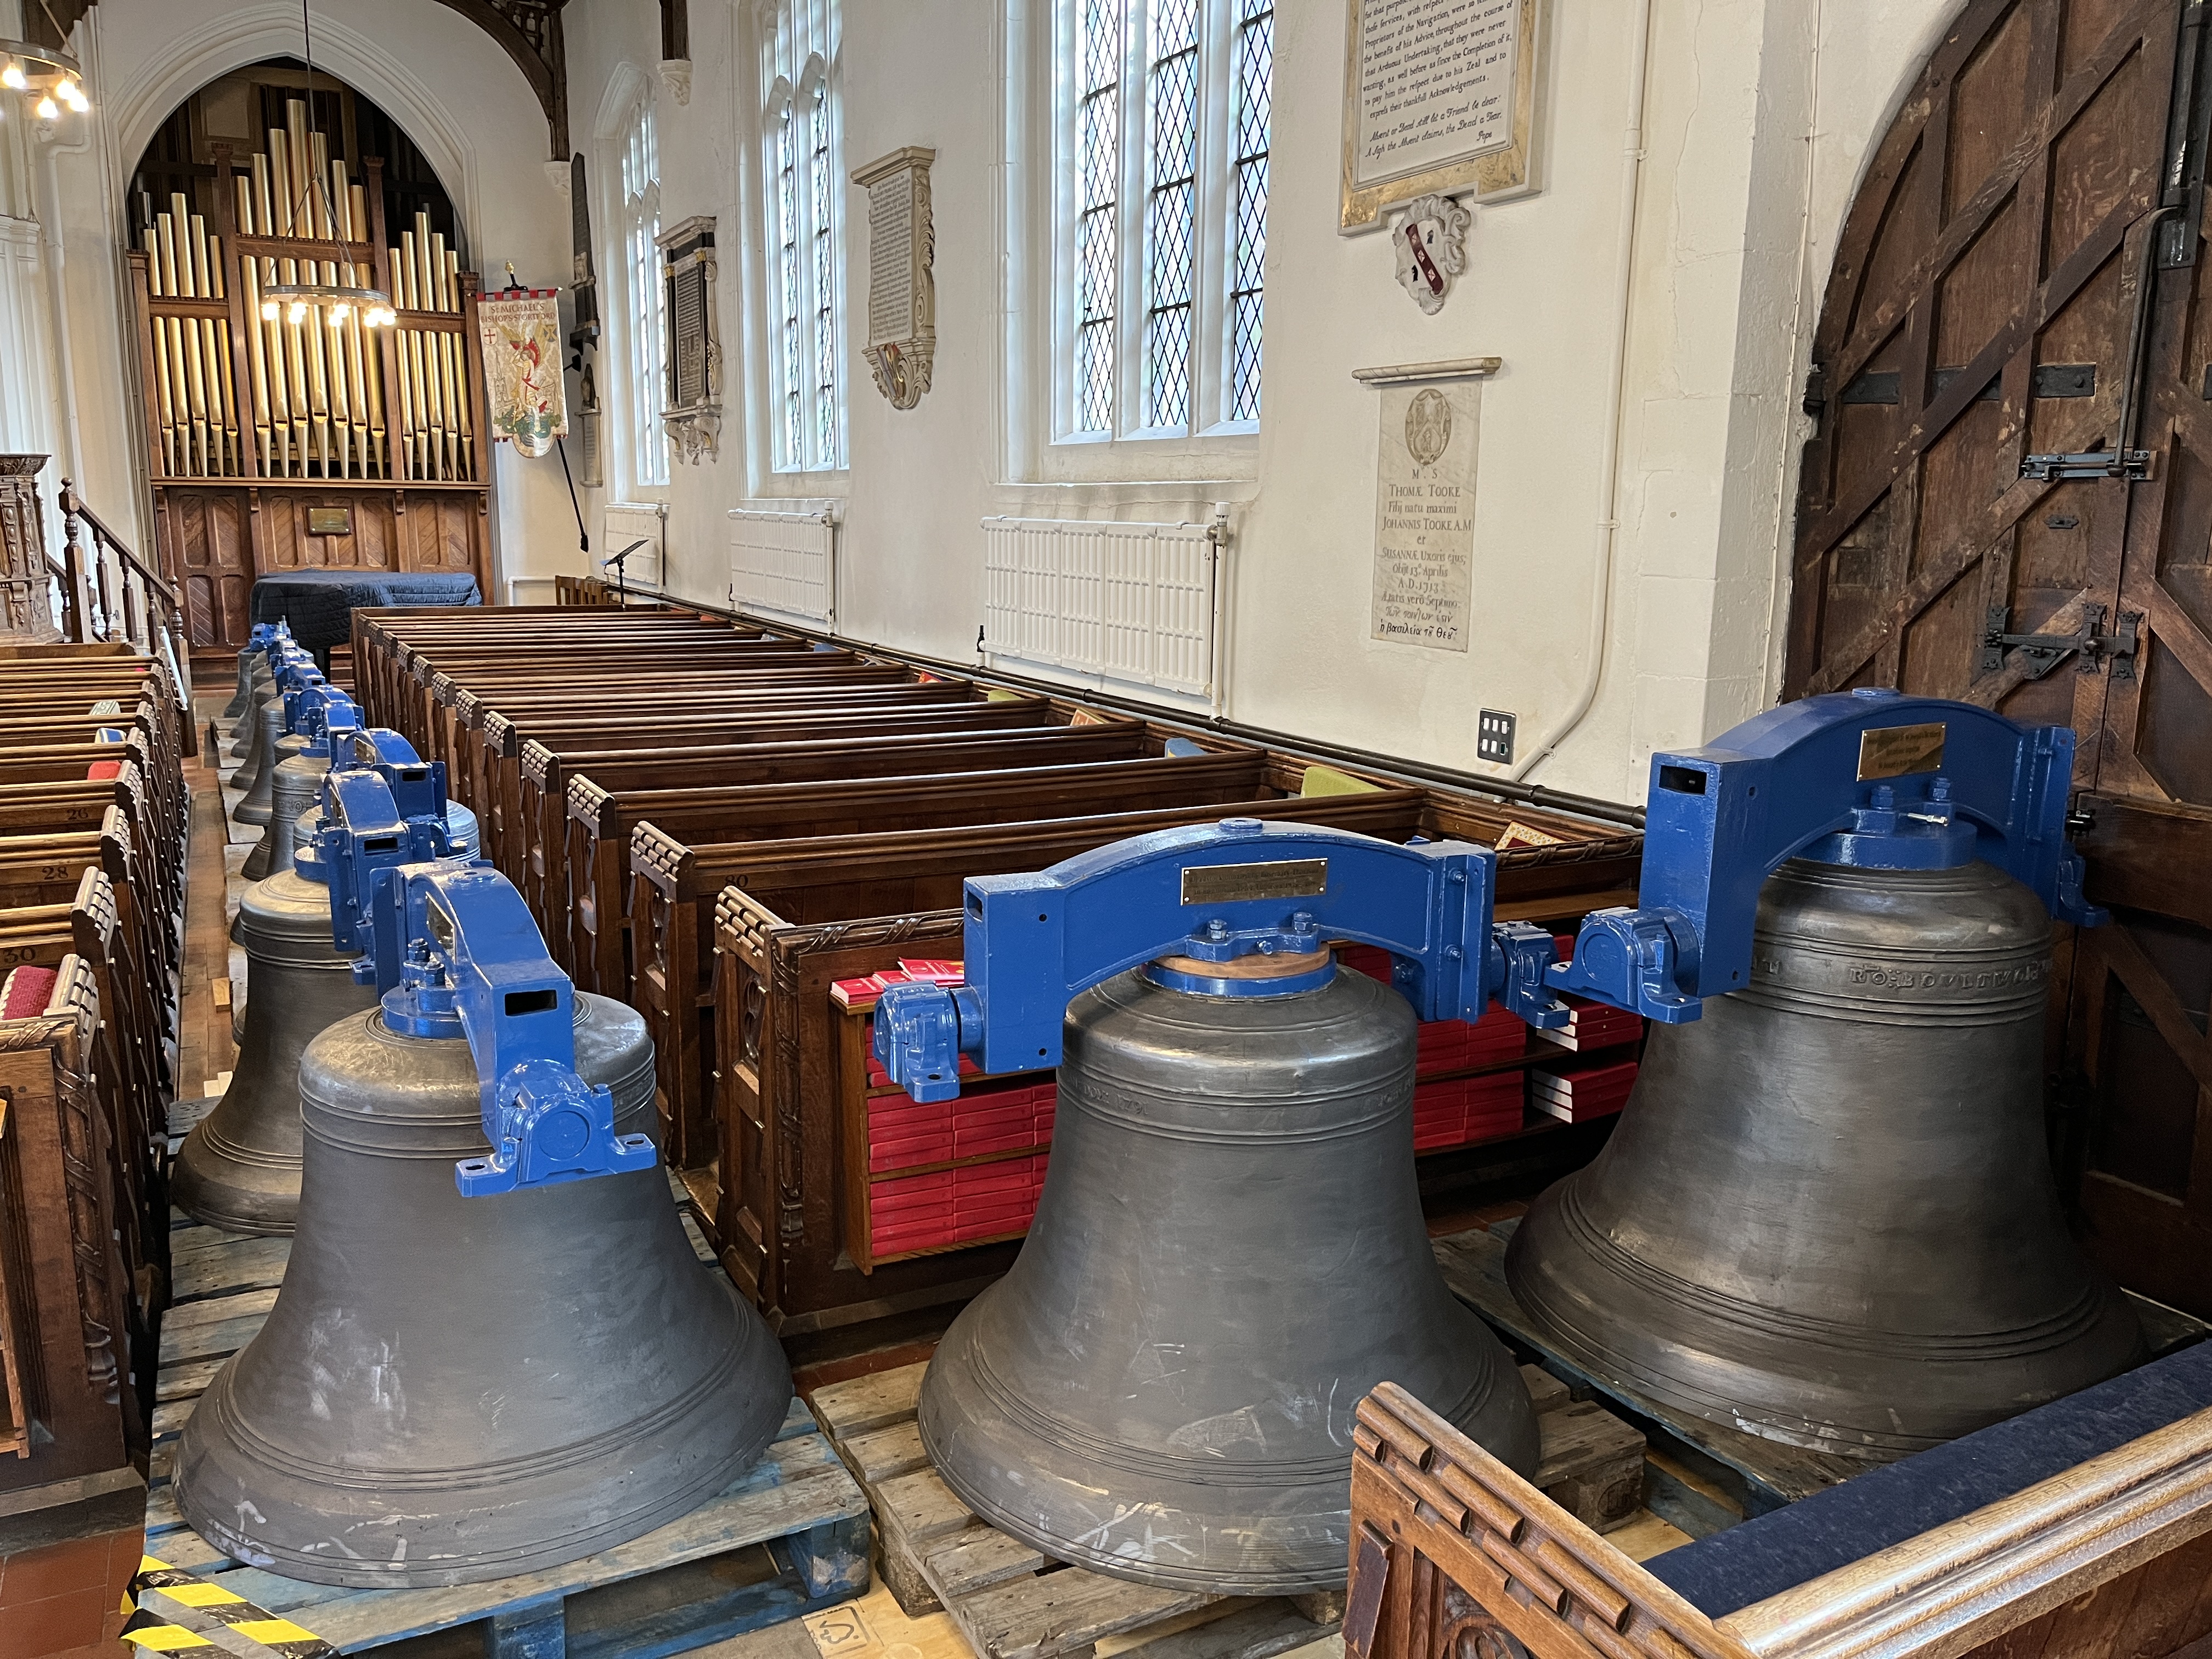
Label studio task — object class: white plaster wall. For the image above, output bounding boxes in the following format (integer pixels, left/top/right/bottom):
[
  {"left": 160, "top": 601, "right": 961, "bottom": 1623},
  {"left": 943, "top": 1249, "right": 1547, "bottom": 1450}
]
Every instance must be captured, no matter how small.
[{"left": 16, "top": 0, "right": 1971, "bottom": 802}]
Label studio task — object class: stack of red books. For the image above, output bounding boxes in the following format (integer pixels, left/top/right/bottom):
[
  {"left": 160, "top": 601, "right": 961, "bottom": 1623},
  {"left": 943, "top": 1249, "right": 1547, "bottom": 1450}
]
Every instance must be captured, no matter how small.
[
  {"left": 1529, "top": 1059, "right": 1639, "bottom": 1122},
  {"left": 868, "top": 1154, "right": 1049, "bottom": 1254},
  {"left": 1412, "top": 1074, "right": 1529, "bottom": 1151},
  {"left": 1533, "top": 995, "right": 1645, "bottom": 1052}
]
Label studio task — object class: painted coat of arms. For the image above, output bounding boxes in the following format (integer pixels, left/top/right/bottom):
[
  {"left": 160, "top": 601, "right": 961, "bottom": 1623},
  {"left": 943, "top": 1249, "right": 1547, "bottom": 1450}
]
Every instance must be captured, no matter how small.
[
  {"left": 477, "top": 289, "right": 568, "bottom": 458},
  {"left": 1393, "top": 193, "right": 1472, "bottom": 314}
]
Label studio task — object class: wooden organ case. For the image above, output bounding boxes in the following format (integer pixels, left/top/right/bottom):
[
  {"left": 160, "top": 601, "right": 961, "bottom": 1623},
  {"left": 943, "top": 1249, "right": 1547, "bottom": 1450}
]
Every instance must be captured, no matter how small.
[{"left": 128, "top": 101, "right": 490, "bottom": 650}]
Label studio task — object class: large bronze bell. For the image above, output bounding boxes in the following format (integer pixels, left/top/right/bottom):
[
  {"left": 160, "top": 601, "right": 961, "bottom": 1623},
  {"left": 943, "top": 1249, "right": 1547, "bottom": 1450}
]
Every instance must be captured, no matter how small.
[
  {"left": 919, "top": 960, "right": 1538, "bottom": 1595},
  {"left": 225, "top": 654, "right": 274, "bottom": 752},
  {"left": 231, "top": 700, "right": 286, "bottom": 823},
  {"left": 173, "top": 860, "right": 379, "bottom": 1233},
  {"left": 226, "top": 678, "right": 275, "bottom": 770},
  {"left": 219, "top": 648, "right": 262, "bottom": 723},
  {"left": 175, "top": 918, "right": 789, "bottom": 1585},
  {"left": 1505, "top": 857, "right": 2145, "bottom": 1460},
  {"left": 242, "top": 737, "right": 314, "bottom": 880}
]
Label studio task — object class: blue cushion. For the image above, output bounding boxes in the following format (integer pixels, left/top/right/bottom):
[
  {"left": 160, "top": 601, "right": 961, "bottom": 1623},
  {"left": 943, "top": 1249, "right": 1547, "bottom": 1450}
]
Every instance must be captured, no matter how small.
[{"left": 1645, "top": 1339, "right": 2212, "bottom": 1617}]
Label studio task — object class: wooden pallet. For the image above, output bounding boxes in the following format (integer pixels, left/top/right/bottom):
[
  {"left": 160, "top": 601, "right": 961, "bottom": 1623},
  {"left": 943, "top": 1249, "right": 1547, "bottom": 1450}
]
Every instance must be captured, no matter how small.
[
  {"left": 145, "top": 1184, "right": 868, "bottom": 1657},
  {"left": 808, "top": 1359, "right": 1651, "bottom": 1659},
  {"left": 1431, "top": 1216, "right": 2212, "bottom": 1514}
]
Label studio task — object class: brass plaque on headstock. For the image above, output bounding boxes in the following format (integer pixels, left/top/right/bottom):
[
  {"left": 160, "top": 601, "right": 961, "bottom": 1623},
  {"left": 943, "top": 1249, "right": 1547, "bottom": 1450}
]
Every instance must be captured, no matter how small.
[
  {"left": 1857, "top": 722, "right": 1946, "bottom": 780},
  {"left": 306, "top": 507, "right": 353, "bottom": 537}
]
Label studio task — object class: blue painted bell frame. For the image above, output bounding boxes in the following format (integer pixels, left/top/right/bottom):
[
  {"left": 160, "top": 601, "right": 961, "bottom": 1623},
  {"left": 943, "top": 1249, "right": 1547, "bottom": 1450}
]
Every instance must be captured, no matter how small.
[
  {"left": 305, "top": 763, "right": 653, "bottom": 1198},
  {"left": 875, "top": 693, "right": 2106, "bottom": 1103},
  {"left": 1548, "top": 689, "right": 2104, "bottom": 1023}
]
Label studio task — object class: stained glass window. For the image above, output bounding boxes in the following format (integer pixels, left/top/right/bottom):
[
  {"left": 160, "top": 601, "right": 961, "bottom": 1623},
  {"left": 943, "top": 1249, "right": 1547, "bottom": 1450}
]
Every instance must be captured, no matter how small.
[
  {"left": 1063, "top": 0, "right": 1268, "bottom": 441},
  {"left": 620, "top": 103, "right": 667, "bottom": 488}
]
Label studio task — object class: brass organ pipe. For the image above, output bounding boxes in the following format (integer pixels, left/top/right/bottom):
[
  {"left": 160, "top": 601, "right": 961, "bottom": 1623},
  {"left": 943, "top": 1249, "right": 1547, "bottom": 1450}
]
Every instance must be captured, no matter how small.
[
  {"left": 166, "top": 318, "right": 198, "bottom": 475},
  {"left": 305, "top": 266, "right": 332, "bottom": 473},
  {"left": 391, "top": 318, "right": 415, "bottom": 481},
  {"left": 397, "top": 232, "right": 416, "bottom": 311},
  {"left": 436, "top": 329, "right": 456, "bottom": 478},
  {"left": 255, "top": 151, "right": 277, "bottom": 240},
  {"left": 243, "top": 260, "right": 273, "bottom": 475},
  {"left": 410, "top": 329, "right": 433, "bottom": 478},
  {"left": 265, "top": 260, "right": 294, "bottom": 477},
  {"left": 149, "top": 306, "right": 178, "bottom": 477},
  {"left": 286, "top": 102, "right": 310, "bottom": 239},
  {"left": 268, "top": 132, "right": 291, "bottom": 237},
  {"left": 190, "top": 213, "right": 212, "bottom": 299},
  {"left": 156, "top": 212, "right": 180, "bottom": 302},
  {"left": 283, "top": 258, "right": 310, "bottom": 469},
  {"left": 213, "top": 318, "right": 239, "bottom": 473},
  {"left": 235, "top": 173, "right": 255, "bottom": 237}
]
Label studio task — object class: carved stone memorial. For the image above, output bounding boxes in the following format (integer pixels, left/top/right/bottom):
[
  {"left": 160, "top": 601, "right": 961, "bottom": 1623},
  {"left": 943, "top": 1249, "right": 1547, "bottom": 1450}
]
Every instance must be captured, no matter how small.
[
  {"left": 851, "top": 146, "right": 936, "bottom": 411},
  {"left": 1341, "top": 0, "right": 1542, "bottom": 231},
  {"left": 1372, "top": 382, "right": 1480, "bottom": 652}
]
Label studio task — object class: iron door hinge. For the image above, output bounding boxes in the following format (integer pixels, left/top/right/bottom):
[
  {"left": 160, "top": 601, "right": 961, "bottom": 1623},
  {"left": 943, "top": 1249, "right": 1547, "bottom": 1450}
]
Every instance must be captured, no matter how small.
[
  {"left": 1981, "top": 604, "right": 2142, "bottom": 679},
  {"left": 2018, "top": 449, "right": 2152, "bottom": 481}
]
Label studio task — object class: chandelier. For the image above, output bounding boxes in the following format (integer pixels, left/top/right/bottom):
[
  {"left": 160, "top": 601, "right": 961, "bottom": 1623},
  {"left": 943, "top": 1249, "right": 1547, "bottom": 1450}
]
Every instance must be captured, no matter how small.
[
  {"left": 260, "top": 0, "right": 396, "bottom": 330},
  {"left": 0, "top": 38, "right": 89, "bottom": 121}
]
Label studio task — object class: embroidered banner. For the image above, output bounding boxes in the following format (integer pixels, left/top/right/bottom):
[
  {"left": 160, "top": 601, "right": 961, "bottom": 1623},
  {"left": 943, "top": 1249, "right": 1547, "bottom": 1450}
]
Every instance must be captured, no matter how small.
[{"left": 477, "top": 287, "right": 567, "bottom": 458}]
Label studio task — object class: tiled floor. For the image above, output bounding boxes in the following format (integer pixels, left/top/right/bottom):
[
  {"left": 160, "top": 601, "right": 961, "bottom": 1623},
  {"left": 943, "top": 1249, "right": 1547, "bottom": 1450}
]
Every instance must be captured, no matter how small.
[{"left": 0, "top": 1527, "right": 142, "bottom": 1659}]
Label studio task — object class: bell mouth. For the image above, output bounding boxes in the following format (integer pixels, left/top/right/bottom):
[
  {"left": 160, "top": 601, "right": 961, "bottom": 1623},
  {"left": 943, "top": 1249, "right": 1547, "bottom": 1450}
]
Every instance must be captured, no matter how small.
[{"left": 1143, "top": 949, "right": 1334, "bottom": 998}]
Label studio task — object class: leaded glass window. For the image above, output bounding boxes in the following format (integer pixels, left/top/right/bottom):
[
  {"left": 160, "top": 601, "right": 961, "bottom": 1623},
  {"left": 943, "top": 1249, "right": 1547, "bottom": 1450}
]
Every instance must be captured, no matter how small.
[
  {"left": 1074, "top": 0, "right": 1124, "bottom": 435},
  {"left": 619, "top": 101, "right": 667, "bottom": 488},
  {"left": 762, "top": 1, "right": 846, "bottom": 473},
  {"left": 1228, "top": 0, "right": 1270, "bottom": 422},
  {"left": 1061, "top": 0, "right": 1269, "bottom": 442}
]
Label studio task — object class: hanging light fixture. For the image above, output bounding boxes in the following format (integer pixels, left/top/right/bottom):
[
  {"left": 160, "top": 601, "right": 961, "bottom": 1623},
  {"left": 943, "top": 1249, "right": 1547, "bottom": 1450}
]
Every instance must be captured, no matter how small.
[
  {"left": 0, "top": 38, "right": 90, "bottom": 119},
  {"left": 258, "top": 0, "right": 396, "bottom": 329}
]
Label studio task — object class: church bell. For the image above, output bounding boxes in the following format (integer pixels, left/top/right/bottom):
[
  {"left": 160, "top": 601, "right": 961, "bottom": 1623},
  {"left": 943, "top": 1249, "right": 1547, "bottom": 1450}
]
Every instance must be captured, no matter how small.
[
  {"left": 874, "top": 820, "right": 1564, "bottom": 1594},
  {"left": 1510, "top": 691, "right": 2143, "bottom": 1460},
  {"left": 175, "top": 855, "right": 789, "bottom": 1587},
  {"left": 230, "top": 697, "right": 287, "bottom": 823},
  {"left": 178, "top": 728, "right": 458, "bottom": 1234}
]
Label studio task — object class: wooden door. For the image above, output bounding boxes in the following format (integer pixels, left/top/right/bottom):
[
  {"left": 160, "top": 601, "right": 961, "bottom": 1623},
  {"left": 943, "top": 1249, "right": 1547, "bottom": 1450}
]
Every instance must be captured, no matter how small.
[{"left": 1790, "top": 0, "right": 2212, "bottom": 1314}]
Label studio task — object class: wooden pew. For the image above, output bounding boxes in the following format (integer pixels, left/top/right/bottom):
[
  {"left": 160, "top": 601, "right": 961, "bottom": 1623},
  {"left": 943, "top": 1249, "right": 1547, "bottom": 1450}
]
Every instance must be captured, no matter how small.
[
  {"left": 1, "top": 870, "right": 165, "bottom": 1310},
  {"left": 562, "top": 748, "right": 1263, "bottom": 998},
  {"left": 0, "top": 956, "right": 145, "bottom": 1495},
  {"left": 346, "top": 604, "right": 787, "bottom": 722},
  {"left": 380, "top": 636, "right": 837, "bottom": 754},
  {"left": 417, "top": 655, "right": 927, "bottom": 786},
  {"left": 535, "top": 725, "right": 1162, "bottom": 970},
  {"left": 484, "top": 699, "right": 1087, "bottom": 901},
  {"left": 446, "top": 678, "right": 1006, "bottom": 870},
  {"left": 1347, "top": 1368, "right": 2212, "bottom": 1659}
]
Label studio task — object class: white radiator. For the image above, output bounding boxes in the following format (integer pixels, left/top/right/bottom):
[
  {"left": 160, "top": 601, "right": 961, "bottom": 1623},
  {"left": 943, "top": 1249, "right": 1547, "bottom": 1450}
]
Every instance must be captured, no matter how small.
[
  {"left": 729, "top": 501, "right": 838, "bottom": 625},
  {"left": 980, "top": 514, "right": 1222, "bottom": 699},
  {"left": 601, "top": 503, "right": 666, "bottom": 587}
]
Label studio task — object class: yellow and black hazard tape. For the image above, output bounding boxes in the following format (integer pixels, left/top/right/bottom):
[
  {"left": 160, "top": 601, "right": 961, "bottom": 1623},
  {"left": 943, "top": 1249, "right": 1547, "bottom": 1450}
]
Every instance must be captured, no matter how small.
[{"left": 120, "top": 1555, "right": 336, "bottom": 1658}]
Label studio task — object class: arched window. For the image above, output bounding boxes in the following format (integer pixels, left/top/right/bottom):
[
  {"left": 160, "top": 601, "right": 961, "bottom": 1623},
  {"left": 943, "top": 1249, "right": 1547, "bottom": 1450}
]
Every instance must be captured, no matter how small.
[
  {"left": 616, "top": 95, "right": 668, "bottom": 490},
  {"left": 761, "top": 0, "right": 846, "bottom": 474},
  {"left": 1062, "top": 0, "right": 1271, "bottom": 442}
]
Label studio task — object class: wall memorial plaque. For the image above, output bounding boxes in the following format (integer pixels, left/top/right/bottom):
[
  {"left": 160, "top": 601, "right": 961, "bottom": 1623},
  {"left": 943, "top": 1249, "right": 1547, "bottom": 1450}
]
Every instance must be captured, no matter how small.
[
  {"left": 851, "top": 146, "right": 936, "bottom": 410},
  {"left": 1372, "top": 380, "right": 1481, "bottom": 652},
  {"left": 1341, "top": 0, "right": 1542, "bottom": 232}
]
